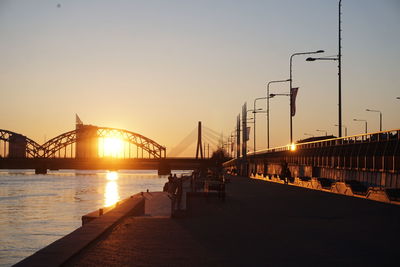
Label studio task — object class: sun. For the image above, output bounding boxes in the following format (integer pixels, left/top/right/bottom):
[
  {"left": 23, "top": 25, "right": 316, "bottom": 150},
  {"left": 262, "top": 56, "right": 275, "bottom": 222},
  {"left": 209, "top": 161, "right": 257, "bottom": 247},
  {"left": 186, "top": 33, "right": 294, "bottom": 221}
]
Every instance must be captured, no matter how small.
[{"left": 100, "top": 137, "right": 124, "bottom": 157}]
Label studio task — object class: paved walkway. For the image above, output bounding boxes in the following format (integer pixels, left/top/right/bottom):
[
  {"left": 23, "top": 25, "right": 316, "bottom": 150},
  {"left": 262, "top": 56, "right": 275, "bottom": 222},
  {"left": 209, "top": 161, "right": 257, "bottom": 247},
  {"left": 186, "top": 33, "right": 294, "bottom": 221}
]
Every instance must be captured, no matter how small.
[{"left": 66, "top": 176, "right": 400, "bottom": 266}]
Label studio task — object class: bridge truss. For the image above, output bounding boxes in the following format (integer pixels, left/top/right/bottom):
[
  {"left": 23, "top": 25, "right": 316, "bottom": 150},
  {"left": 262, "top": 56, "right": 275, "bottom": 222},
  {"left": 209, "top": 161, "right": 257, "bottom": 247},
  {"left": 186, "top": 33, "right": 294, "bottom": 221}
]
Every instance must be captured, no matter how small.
[
  {"left": 0, "top": 129, "right": 41, "bottom": 158},
  {"left": 0, "top": 127, "right": 166, "bottom": 159}
]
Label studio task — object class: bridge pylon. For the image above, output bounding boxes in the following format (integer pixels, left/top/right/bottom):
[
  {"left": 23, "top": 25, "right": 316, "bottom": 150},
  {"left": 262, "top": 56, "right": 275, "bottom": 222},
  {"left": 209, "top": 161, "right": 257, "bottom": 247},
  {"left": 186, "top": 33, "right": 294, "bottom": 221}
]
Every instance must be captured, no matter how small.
[{"left": 195, "top": 121, "right": 204, "bottom": 159}]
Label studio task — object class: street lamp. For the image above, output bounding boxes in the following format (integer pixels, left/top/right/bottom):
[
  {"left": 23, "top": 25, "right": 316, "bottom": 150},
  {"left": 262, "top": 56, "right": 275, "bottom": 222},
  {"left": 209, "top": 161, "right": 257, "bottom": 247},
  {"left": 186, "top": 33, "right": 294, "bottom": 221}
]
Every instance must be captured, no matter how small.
[
  {"left": 334, "top": 124, "right": 347, "bottom": 136},
  {"left": 366, "top": 109, "right": 382, "bottom": 131},
  {"left": 306, "top": 1, "right": 343, "bottom": 138},
  {"left": 253, "top": 97, "right": 267, "bottom": 154},
  {"left": 245, "top": 109, "right": 260, "bottom": 156},
  {"left": 306, "top": 55, "right": 341, "bottom": 137},
  {"left": 269, "top": 93, "right": 290, "bottom": 98},
  {"left": 266, "top": 79, "right": 290, "bottom": 149},
  {"left": 353, "top": 119, "right": 368, "bottom": 134},
  {"left": 316, "top": 129, "right": 328, "bottom": 136},
  {"left": 290, "top": 50, "right": 324, "bottom": 145},
  {"left": 246, "top": 118, "right": 254, "bottom": 124}
]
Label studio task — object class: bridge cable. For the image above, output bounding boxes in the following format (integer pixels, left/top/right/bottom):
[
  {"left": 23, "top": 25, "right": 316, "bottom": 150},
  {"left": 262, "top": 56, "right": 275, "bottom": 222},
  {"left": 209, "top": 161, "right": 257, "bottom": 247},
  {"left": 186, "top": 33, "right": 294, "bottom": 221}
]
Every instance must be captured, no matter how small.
[{"left": 168, "top": 127, "right": 197, "bottom": 157}]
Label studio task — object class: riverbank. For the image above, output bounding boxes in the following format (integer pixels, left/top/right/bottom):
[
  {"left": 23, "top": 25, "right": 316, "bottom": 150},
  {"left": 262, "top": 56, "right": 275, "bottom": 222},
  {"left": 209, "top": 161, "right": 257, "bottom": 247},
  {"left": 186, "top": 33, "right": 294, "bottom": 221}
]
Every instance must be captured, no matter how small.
[
  {"left": 0, "top": 170, "right": 169, "bottom": 266},
  {"left": 20, "top": 174, "right": 399, "bottom": 266}
]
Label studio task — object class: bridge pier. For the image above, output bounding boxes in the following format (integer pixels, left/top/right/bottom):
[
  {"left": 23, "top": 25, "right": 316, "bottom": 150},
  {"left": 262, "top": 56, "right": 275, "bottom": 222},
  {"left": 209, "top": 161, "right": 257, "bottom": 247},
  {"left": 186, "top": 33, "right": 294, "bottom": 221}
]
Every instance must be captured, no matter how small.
[
  {"left": 158, "top": 167, "right": 171, "bottom": 176},
  {"left": 35, "top": 168, "right": 47, "bottom": 174},
  {"left": 157, "top": 168, "right": 171, "bottom": 176},
  {"left": 157, "top": 160, "right": 171, "bottom": 175}
]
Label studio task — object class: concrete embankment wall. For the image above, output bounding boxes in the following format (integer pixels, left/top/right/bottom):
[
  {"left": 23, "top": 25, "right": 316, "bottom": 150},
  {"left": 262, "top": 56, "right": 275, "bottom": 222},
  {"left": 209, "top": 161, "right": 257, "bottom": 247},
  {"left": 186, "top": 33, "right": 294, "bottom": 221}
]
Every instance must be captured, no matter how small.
[
  {"left": 250, "top": 170, "right": 399, "bottom": 205},
  {"left": 248, "top": 161, "right": 400, "bottom": 189}
]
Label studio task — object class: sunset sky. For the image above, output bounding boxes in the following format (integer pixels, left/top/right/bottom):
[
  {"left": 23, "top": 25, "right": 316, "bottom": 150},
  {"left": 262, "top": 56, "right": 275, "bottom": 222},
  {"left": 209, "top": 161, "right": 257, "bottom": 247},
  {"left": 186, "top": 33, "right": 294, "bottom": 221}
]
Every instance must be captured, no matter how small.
[{"left": 0, "top": 0, "right": 399, "bottom": 156}]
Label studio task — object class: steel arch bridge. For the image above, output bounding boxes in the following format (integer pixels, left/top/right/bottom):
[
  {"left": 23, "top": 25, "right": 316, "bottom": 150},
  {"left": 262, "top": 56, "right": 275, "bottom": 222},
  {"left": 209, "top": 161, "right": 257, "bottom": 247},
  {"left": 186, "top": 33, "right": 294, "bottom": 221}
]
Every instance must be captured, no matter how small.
[
  {"left": 40, "top": 127, "right": 166, "bottom": 158},
  {"left": 0, "top": 127, "right": 166, "bottom": 159},
  {"left": 0, "top": 129, "right": 41, "bottom": 158}
]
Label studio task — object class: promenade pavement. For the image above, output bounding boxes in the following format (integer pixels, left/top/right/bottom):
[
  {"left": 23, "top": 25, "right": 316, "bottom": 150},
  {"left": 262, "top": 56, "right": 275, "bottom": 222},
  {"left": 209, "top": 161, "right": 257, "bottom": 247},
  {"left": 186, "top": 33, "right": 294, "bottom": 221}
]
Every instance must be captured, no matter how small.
[{"left": 65, "top": 175, "right": 400, "bottom": 267}]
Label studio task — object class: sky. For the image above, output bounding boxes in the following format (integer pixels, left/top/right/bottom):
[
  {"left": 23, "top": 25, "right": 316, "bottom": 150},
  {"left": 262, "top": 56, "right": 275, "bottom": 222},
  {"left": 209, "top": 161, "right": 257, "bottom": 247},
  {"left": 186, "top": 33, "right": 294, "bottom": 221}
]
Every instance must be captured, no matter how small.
[{"left": 0, "top": 0, "right": 399, "bottom": 156}]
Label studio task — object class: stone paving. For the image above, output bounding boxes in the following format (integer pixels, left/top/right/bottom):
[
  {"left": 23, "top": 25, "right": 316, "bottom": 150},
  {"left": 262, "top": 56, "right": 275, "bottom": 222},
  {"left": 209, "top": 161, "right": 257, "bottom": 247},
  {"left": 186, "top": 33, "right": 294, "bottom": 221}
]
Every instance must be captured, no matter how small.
[{"left": 66, "top": 175, "right": 400, "bottom": 267}]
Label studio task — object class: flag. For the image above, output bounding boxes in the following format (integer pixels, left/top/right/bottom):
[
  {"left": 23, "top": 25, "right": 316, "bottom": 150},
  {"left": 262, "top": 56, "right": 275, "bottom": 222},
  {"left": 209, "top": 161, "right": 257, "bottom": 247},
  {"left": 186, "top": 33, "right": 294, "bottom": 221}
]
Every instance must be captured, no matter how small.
[{"left": 290, "top": 87, "right": 299, "bottom": 117}]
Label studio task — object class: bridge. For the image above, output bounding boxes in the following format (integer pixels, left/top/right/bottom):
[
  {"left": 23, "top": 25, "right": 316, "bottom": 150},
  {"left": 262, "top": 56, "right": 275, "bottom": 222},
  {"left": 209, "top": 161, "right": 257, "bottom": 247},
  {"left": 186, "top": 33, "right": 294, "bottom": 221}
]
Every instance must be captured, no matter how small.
[
  {"left": 0, "top": 118, "right": 213, "bottom": 174},
  {"left": 224, "top": 129, "right": 400, "bottom": 196}
]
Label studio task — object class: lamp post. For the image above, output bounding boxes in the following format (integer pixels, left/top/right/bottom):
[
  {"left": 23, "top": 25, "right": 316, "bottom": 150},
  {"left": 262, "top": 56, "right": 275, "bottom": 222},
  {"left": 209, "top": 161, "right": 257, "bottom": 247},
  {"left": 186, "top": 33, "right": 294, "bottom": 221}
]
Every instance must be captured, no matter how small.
[
  {"left": 230, "top": 130, "right": 237, "bottom": 158},
  {"left": 290, "top": 50, "right": 324, "bottom": 145},
  {"left": 306, "top": 1, "right": 343, "bottom": 137},
  {"left": 366, "top": 109, "right": 382, "bottom": 131},
  {"left": 316, "top": 129, "right": 328, "bottom": 136},
  {"left": 266, "top": 79, "right": 290, "bottom": 149},
  {"left": 252, "top": 97, "right": 266, "bottom": 154},
  {"left": 269, "top": 93, "right": 291, "bottom": 146},
  {"left": 334, "top": 124, "right": 347, "bottom": 136},
  {"left": 353, "top": 119, "right": 368, "bottom": 134}
]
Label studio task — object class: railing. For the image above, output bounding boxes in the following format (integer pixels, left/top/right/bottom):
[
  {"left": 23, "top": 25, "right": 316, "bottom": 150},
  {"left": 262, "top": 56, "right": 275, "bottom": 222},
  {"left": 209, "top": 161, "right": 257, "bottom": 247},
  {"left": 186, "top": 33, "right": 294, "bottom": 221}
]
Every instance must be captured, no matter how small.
[{"left": 252, "top": 129, "right": 400, "bottom": 155}]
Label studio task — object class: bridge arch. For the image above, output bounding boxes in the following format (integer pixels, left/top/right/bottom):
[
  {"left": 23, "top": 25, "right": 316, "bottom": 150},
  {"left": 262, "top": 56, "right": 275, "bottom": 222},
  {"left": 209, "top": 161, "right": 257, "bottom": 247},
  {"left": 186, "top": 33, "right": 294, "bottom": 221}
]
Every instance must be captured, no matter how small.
[
  {"left": 0, "top": 129, "right": 41, "bottom": 158},
  {"left": 40, "top": 127, "right": 166, "bottom": 159}
]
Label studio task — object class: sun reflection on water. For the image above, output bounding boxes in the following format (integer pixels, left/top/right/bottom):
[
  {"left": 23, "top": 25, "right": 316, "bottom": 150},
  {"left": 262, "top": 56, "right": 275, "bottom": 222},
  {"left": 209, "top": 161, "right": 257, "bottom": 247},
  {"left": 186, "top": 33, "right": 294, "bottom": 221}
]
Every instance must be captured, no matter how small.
[{"left": 104, "top": 171, "right": 120, "bottom": 207}]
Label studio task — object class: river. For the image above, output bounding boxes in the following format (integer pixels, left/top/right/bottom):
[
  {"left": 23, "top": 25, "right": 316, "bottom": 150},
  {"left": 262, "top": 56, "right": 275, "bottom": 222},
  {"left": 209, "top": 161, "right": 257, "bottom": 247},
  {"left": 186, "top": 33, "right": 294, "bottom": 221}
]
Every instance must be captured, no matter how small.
[{"left": 0, "top": 169, "right": 187, "bottom": 266}]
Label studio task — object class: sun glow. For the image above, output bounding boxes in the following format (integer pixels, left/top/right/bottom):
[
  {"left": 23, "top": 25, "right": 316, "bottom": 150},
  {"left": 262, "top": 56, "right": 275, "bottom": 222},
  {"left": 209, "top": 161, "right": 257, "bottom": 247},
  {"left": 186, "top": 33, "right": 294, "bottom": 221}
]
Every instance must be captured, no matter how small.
[
  {"left": 104, "top": 171, "right": 120, "bottom": 207},
  {"left": 290, "top": 143, "right": 297, "bottom": 151},
  {"left": 99, "top": 137, "right": 124, "bottom": 158},
  {"left": 106, "top": 171, "right": 118, "bottom": 181}
]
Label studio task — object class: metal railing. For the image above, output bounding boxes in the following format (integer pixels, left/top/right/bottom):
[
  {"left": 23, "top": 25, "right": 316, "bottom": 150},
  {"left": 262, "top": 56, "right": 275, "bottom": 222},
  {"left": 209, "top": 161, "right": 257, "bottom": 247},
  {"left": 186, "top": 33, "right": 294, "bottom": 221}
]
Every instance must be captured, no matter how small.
[{"left": 252, "top": 129, "right": 399, "bottom": 155}]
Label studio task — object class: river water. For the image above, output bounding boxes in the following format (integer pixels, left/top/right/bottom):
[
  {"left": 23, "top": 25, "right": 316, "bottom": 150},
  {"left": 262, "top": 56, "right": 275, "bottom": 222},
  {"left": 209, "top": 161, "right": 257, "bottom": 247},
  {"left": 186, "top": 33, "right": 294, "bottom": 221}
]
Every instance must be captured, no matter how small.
[{"left": 0, "top": 169, "right": 185, "bottom": 267}]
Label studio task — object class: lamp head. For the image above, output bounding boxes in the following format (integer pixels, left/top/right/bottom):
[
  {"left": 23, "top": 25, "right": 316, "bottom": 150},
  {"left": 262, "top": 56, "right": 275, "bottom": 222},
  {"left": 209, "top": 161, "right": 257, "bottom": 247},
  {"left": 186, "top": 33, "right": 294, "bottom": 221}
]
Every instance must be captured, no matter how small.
[
  {"left": 366, "top": 109, "right": 370, "bottom": 111},
  {"left": 306, "top": 57, "right": 316, "bottom": 61},
  {"left": 269, "top": 94, "right": 276, "bottom": 98},
  {"left": 316, "top": 50, "right": 325, "bottom": 53}
]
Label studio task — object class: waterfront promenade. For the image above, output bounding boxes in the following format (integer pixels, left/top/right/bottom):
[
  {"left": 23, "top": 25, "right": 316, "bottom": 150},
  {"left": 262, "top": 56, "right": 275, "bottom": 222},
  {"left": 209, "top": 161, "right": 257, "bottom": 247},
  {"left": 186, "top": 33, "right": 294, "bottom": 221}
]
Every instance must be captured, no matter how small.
[{"left": 66, "top": 175, "right": 400, "bottom": 266}]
